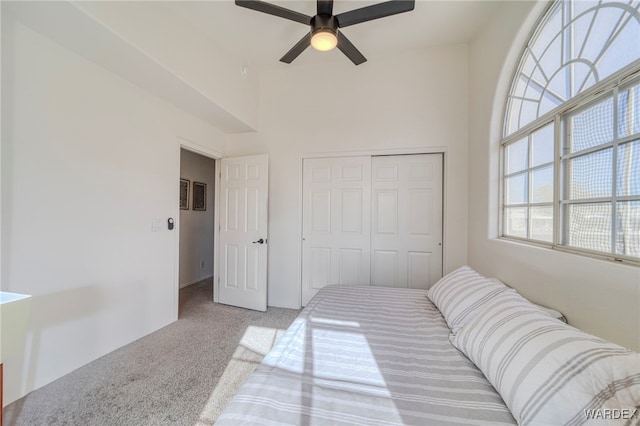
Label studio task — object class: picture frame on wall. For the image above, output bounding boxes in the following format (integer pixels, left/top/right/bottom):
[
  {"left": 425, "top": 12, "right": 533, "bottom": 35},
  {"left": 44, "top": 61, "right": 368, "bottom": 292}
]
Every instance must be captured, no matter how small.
[
  {"left": 193, "top": 181, "right": 206, "bottom": 211},
  {"left": 180, "top": 179, "right": 190, "bottom": 210}
]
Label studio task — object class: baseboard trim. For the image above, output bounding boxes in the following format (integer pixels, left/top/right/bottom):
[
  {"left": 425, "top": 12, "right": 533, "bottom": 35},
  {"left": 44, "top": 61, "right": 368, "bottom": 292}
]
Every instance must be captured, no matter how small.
[{"left": 180, "top": 275, "right": 214, "bottom": 289}]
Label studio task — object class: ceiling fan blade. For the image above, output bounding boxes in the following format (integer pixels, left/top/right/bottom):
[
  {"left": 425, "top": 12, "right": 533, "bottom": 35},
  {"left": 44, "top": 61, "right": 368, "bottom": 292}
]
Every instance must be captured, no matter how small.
[
  {"left": 335, "top": 0, "right": 415, "bottom": 28},
  {"left": 235, "top": 0, "right": 311, "bottom": 25},
  {"left": 337, "top": 32, "right": 366, "bottom": 65},
  {"left": 317, "top": 0, "right": 333, "bottom": 15},
  {"left": 280, "top": 33, "right": 311, "bottom": 63}
]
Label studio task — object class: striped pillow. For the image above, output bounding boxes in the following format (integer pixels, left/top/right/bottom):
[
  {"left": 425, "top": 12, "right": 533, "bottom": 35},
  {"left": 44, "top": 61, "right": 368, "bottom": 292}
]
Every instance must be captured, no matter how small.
[
  {"left": 488, "top": 277, "right": 567, "bottom": 323},
  {"left": 427, "top": 266, "right": 510, "bottom": 334},
  {"left": 451, "top": 290, "right": 640, "bottom": 426}
]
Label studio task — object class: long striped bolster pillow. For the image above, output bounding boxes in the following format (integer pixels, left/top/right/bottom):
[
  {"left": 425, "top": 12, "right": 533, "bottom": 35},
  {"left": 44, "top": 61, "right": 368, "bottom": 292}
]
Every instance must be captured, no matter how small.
[
  {"left": 427, "top": 265, "right": 511, "bottom": 334},
  {"left": 451, "top": 290, "right": 640, "bottom": 426}
]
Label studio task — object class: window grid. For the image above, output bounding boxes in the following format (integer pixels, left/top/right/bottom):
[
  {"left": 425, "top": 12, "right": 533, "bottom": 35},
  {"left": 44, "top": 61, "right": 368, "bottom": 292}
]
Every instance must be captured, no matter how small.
[
  {"left": 503, "top": 121, "right": 555, "bottom": 243},
  {"left": 560, "top": 82, "right": 640, "bottom": 259},
  {"left": 504, "top": 0, "right": 640, "bottom": 137},
  {"left": 500, "top": 0, "right": 640, "bottom": 264}
]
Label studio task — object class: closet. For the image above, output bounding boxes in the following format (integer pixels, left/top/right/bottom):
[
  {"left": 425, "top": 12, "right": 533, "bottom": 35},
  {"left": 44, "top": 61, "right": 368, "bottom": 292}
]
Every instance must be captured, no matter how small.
[{"left": 301, "top": 154, "right": 443, "bottom": 305}]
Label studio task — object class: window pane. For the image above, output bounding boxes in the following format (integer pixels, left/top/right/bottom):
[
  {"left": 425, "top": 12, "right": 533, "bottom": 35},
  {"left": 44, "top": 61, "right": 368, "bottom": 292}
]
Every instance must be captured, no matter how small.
[
  {"left": 594, "top": 8, "right": 640, "bottom": 81},
  {"left": 566, "top": 203, "right": 612, "bottom": 253},
  {"left": 567, "top": 149, "right": 613, "bottom": 199},
  {"left": 617, "top": 140, "right": 640, "bottom": 197},
  {"left": 618, "top": 84, "right": 640, "bottom": 138},
  {"left": 505, "top": 138, "right": 528, "bottom": 174},
  {"left": 531, "top": 206, "right": 553, "bottom": 242},
  {"left": 531, "top": 5, "right": 561, "bottom": 60},
  {"left": 504, "top": 207, "right": 528, "bottom": 238},
  {"left": 520, "top": 100, "right": 540, "bottom": 129},
  {"left": 531, "top": 123, "right": 554, "bottom": 166},
  {"left": 506, "top": 173, "right": 528, "bottom": 204},
  {"left": 581, "top": 6, "right": 625, "bottom": 66},
  {"left": 506, "top": 98, "right": 522, "bottom": 136},
  {"left": 567, "top": 97, "right": 614, "bottom": 153},
  {"left": 616, "top": 201, "right": 640, "bottom": 258},
  {"left": 531, "top": 165, "right": 554, "bottom": 203}
]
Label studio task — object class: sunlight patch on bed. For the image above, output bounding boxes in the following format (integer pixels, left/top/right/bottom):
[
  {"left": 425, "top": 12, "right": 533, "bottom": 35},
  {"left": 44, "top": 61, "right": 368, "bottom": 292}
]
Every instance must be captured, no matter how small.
[
  {"left": 305, "top": 325, "right": 402, "bottom": 424},
  {"left": 195, "top": 325, "right": 287, "bottom": 425},
  {"left": 312, "top": 328, "right": 388, "bottom": 390},
  {"left": 310, "top": 315, "right": 360, "bottom": 328},
  {"left": 260, "top": 317, "right": 307, "bottom": 374}
]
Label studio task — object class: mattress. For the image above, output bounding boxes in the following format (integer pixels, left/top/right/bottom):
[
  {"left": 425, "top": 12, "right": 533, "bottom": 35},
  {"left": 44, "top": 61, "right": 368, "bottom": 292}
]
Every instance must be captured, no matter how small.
[{"left": 216, "top": 285, "right": 516, "bottom": 425}]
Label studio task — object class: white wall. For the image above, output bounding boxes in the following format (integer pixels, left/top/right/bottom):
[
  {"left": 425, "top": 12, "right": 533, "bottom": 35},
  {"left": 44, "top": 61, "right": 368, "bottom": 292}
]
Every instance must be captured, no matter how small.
[
  {"left": 227, "top": 46, "right": 470, "bottom": 309},
  {"left": 467, "top": 1, "right": 640, "bottom": 351},
  {"left": 73, "top": 1, "right": 259, "bottom": 131},
  {"left": 179, "top": 149, "right": 215, "bottom": 288},
  {"left": 1, "top": 16, "right": 225, "bottom": 404}
]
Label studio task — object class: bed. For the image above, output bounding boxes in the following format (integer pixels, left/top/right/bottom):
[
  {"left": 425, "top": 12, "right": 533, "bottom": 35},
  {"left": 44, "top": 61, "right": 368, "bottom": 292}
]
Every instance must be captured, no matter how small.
[
  {"left": 216, "top": 285, "right": 517, "bottom": 425},
  {"left": 217, "top": 265, "right": 640, "bottom": 425}
]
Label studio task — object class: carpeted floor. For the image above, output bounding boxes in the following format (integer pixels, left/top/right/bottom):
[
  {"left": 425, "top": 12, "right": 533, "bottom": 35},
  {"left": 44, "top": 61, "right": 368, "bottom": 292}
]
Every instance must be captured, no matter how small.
[{"left": 3, "top": 279, "right": 301, "bottom": 425}]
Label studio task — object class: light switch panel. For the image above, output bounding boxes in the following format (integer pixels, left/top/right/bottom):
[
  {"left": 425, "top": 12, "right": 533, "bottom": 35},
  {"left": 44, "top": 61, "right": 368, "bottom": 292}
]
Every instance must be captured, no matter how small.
[{"left": 151, "top": 218, "right": 163, "bottom": 232}]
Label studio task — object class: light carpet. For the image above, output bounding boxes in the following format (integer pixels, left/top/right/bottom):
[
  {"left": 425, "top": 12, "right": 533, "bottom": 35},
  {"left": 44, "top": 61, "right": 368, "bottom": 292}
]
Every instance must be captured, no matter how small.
[{"left": 3, "top": 279, "right": 300, "bottom": 425}]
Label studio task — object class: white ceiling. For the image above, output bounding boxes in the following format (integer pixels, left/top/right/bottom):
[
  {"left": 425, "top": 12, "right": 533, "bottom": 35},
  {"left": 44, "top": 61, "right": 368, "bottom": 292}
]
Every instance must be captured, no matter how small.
[{"left": 164, "top": 0, "right": 504, "bottom": 69}]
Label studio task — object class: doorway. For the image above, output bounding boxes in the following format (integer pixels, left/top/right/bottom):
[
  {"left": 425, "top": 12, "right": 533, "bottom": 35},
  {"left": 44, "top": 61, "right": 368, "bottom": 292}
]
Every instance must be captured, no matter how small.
[{"left": 179, "top": 148, "right": 216, "bottom": 314}]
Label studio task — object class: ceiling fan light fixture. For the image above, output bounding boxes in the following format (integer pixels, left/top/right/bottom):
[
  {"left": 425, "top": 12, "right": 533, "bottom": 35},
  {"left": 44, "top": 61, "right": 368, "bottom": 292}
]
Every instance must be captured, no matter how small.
[
  {"left": 311, "top": 29, "right": 337, "bottom": 51},
  {"left": 235, "top": 0, "right": 416, "bottom": 65}
]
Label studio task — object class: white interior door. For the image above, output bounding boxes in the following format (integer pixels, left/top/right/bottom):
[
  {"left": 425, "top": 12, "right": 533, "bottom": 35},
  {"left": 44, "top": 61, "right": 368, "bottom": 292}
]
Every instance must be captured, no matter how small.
[
  {"left": 218, "top": 155, "right": 268, "bottom": 311},
  {"left": 371, "top": 154, "right": 443, "bottom": 289},
  {"left": 301, "top": 156, "right": 371, "bottom": 306}
]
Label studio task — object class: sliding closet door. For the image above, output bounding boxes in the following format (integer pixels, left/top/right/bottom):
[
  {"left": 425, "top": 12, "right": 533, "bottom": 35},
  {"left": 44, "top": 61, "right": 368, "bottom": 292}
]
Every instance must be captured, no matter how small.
[
  {"left": 301, "top": 156, "right": 371, "bottom": 306},
  {"left": 371, "top": 154, "right": 443, "bottom": 289}
]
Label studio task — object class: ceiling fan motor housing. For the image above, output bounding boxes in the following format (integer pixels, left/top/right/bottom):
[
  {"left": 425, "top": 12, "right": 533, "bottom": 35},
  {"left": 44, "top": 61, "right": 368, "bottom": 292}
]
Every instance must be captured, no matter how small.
[{"left": 311, "top": 14, "right": 338, "bottom": 38}]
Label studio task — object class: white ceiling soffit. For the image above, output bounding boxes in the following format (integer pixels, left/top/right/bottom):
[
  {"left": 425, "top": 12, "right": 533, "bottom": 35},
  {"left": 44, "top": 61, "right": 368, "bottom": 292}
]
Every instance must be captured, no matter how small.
[
  {"left": 168, "top": 0, "right": 504, "bottom": 69},
  {"left": 3, "top": 1, "right": 255, "bottom": 133}
]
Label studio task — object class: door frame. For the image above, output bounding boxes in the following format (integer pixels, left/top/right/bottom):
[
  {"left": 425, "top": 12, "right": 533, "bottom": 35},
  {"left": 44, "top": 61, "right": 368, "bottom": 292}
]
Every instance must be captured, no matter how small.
[
  {"left": 174, "top": 137, "right": 222, "bottom": 320},
  {"left": 298, "top": 146, "right": 448, "bottom": 307}
]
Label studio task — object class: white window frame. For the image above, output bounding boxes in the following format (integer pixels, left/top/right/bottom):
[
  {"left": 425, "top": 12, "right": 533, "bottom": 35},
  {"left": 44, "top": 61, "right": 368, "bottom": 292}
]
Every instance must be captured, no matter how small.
[
  {"left": 500, "top": 0, "right": 640, "bottom": 265},
  {"left": 500, "top": 66, "right": 640, "bottom": 265}
]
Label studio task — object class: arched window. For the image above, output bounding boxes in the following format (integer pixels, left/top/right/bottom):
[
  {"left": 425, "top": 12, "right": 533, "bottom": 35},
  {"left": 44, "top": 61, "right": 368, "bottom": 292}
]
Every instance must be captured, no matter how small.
[{"left": 501, "top": 0, "right": 640, "bottom": 263}]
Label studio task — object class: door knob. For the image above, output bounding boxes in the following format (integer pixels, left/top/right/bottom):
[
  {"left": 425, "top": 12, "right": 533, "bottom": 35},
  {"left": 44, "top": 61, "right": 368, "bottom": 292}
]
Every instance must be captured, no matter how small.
[{"left": 252, "top": 238, "right": 265, "bottom": 244}]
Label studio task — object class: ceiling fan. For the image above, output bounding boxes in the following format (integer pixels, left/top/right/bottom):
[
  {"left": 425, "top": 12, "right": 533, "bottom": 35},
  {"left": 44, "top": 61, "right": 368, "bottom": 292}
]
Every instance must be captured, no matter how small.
[{"left": 235, "top": 0, "right": 416, "bottom": 65}]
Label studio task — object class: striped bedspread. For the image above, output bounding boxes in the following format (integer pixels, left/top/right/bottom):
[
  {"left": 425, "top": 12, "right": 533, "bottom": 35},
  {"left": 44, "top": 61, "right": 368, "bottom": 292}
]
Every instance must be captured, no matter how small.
[{"left": 216, "top": 285, "right": 516, "bottom": 425}]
